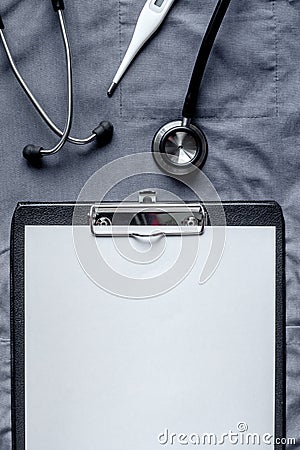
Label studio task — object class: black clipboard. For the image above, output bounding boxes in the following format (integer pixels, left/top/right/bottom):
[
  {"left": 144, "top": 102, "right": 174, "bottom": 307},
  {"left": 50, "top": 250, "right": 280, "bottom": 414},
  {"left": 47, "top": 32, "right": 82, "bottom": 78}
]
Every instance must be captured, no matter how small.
[{"left": 10, "top": 200, "right": 286, "bottom": 450}]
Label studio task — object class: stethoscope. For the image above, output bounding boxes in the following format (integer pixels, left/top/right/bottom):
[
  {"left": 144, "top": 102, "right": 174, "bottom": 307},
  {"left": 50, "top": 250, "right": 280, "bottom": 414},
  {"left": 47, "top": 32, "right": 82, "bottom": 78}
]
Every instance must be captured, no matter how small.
[
  {"left": 1, "top": 0, "right": 231, "bottom": 173},
  {"left": 108, "top": 0, "right": 232, "bottom": 175},
  {"left": 152, "top": 0, "right": 232, "bottom": 175},
  {"left": 0, "top": 0, "right": 113, "bottom": 164}
]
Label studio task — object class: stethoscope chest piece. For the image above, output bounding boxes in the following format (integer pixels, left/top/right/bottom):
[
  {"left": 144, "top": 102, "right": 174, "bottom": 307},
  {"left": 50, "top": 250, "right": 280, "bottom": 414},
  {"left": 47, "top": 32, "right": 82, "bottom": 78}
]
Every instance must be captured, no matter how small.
[{"left": 152, "top": 120, "right": 208, "bottom": 175}]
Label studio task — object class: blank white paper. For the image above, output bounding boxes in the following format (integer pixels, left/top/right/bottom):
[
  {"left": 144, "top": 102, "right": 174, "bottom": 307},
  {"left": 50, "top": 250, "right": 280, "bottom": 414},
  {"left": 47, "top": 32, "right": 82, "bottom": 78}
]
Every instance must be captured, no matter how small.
[{"left": 25, "top": 225, "right": 276, "bottom": 450}]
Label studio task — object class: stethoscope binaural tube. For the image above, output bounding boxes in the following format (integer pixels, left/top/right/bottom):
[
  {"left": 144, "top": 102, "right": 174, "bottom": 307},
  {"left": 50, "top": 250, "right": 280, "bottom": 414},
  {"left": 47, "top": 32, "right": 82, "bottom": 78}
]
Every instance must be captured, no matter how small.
[
  {"left": 0, "top": 0, "right": 113, "bottom": 163},
  {"left": 34, "top": 5, "right": 73, "bottom": 160},
  {"left": 152, "top": 0, "right": 232, "bottom": 175},
  {"left": 0, "top": 21, "right": 110, "bottom": 148}
]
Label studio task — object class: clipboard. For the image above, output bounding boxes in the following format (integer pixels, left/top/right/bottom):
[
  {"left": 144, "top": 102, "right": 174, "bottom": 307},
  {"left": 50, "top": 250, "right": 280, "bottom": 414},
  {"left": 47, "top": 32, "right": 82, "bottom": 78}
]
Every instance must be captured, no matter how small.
[{"left": 10, "top": 198, "right": 286, "bottom": 450}]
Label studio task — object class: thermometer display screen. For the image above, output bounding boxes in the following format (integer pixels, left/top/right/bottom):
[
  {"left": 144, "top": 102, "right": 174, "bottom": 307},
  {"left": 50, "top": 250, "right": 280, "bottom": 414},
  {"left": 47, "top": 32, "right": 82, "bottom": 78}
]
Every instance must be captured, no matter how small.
[{"left": 154, "top": 0, "right": 165, "bottom": 7}]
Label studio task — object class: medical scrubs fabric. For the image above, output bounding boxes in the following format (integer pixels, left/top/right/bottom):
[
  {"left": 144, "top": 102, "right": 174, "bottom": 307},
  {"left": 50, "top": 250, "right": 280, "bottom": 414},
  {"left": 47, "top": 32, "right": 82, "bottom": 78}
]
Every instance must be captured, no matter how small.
[{"left": 0, "top": 0, "right": 300, "bottom": 448}]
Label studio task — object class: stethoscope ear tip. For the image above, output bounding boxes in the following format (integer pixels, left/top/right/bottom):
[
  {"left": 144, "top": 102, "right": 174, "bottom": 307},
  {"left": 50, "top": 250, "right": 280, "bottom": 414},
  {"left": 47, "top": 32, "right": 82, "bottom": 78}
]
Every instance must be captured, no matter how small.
[
  {"left": 23, "top": 145, "right": 44, "bottom": 164},
  {"left": 93, "top": 121, "right": 114, "bottom": 147}
]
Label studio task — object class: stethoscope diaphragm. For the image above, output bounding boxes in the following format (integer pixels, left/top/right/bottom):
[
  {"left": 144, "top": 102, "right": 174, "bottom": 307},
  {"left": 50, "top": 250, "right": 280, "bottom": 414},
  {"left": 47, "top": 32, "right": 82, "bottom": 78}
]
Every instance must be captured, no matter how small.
[{"left": 152, "top": 120, "right": 208, "bottom": 175}]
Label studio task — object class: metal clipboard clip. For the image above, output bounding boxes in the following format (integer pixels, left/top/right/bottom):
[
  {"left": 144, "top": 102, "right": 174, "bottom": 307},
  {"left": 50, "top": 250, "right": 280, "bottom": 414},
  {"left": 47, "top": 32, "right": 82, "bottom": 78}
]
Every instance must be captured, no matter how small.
[{"left": 89, "top": 191, "right": 206, "bottom": 238}]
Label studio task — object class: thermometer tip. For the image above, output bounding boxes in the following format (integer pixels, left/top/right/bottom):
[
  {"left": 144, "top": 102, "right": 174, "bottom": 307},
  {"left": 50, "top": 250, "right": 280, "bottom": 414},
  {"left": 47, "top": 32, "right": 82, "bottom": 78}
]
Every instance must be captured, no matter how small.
[{"left": 107, "top": 82, "right": 117, "bottom": 97}]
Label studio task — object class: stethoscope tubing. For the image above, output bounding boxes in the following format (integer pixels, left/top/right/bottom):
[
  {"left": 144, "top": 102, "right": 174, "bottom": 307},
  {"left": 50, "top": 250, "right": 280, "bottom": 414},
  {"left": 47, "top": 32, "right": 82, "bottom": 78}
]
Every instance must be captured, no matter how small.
[
  {"left": 0, "top": 11, "right": 95, "bottom": 147},
  {"left": 182, "top": 0, "right": 232, "bottom": 120}
]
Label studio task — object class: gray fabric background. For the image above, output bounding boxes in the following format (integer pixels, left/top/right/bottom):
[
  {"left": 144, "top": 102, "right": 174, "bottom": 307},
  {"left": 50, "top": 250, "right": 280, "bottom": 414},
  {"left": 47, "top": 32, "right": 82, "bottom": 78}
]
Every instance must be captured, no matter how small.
[{"left": 0, "top": 0, "right": 299, "bottom": 448}]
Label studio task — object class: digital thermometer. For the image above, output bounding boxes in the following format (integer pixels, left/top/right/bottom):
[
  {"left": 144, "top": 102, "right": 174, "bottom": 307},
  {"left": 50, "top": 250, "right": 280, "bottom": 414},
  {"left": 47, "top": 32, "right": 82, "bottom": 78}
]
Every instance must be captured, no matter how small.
[{"left": 107, "top": 0, "right": 176, "bottom": 97}]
